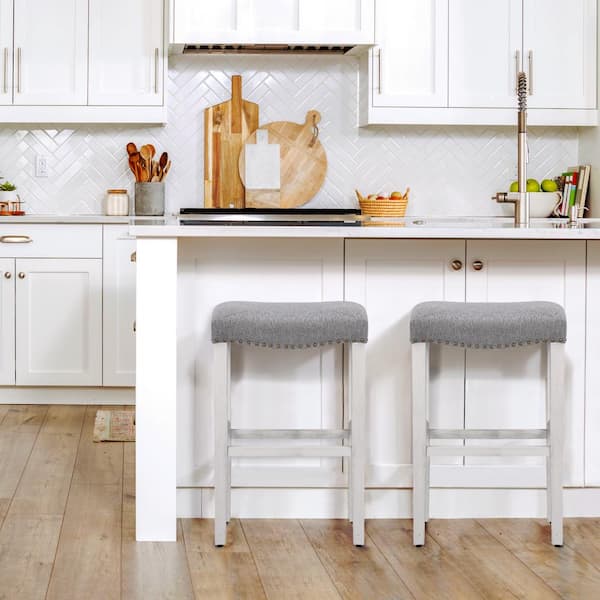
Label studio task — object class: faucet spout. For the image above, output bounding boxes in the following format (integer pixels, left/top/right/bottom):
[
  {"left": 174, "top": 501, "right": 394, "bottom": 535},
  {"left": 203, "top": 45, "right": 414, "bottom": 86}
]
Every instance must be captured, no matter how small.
[{"left": 494, "top": 71, "right": 530, "bottom": 226}]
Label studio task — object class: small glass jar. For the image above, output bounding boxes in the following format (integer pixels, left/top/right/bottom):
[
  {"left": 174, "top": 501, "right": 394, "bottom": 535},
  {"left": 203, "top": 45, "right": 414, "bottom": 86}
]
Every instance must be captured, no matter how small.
[{"left": 105, "top": 189, "right": 129, "bottom": 216}]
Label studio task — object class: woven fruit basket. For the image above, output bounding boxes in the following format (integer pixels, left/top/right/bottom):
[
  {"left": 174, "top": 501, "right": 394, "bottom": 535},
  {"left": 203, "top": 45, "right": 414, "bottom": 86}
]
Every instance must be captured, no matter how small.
[{"left": 355, "top": 189, "right": 409, "bottom": 218}]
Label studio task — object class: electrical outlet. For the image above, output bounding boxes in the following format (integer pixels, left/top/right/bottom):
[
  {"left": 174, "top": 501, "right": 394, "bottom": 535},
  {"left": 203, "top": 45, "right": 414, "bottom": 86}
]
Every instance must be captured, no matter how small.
[{"left": 35, "top": 155, "right": 48, "bottom": 177}]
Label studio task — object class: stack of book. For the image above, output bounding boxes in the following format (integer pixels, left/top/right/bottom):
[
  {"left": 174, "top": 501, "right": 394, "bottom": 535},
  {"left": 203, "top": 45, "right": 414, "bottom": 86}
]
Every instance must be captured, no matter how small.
[{"left": 556, "top": 165, "right": 591, "bottom": 217}]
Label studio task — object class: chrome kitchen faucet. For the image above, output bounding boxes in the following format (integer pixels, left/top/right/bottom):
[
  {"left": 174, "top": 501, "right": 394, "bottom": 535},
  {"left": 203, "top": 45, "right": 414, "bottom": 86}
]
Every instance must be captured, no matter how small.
[{"left": 493, "top": 71, "right": 529, "bottom": 226}]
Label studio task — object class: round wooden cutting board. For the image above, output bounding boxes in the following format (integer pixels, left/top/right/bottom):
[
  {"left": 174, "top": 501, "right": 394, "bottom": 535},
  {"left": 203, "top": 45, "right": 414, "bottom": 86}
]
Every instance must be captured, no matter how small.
[{"left": 239, "top": 110, "right": 327, "bottom": 208}]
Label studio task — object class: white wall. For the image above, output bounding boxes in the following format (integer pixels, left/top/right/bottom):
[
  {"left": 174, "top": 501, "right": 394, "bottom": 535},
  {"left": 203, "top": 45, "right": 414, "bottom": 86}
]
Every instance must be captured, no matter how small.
[{"left": 0, "top": 54, "right": 579, "bottom": 217}]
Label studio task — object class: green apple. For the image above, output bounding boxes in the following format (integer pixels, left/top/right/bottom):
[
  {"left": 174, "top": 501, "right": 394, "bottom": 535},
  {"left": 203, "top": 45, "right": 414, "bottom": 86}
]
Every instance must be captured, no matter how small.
[
  {"left": 509, "top": 181, "right": 519, "bottom": 192},
  {"left": 526, "top": 178, "right": 540, "bottom": 192},
  {"left": 541, "top": 179, "right": 558, "bottom": 192}
]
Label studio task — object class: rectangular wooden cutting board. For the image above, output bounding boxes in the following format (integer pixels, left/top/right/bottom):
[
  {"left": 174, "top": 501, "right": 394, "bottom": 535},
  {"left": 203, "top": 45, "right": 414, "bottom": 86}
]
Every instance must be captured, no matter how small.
[{"left": 204, "top": 75, "right": 259, "bottom": 208}]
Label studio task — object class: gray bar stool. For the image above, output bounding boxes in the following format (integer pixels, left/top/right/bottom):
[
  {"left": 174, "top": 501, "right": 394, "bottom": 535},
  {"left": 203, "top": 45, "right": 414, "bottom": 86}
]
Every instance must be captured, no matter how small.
[
  {"left": 410, "top": 301, "right": 567, "bottom": 547},
  {"left": 211, "top": 300, "right": 368, "bottom": 547}
]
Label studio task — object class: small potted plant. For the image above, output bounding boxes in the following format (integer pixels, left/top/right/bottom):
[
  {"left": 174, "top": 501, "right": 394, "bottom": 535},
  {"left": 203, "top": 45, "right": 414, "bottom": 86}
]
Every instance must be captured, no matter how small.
[{"left": 0, "top": 181, "right": 18, "bottom": 203}]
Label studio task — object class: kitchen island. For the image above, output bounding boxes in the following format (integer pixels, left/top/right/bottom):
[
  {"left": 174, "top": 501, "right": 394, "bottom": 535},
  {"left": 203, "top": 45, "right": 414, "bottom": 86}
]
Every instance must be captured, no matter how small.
[{"left": 130, "top": 216, "right": 600, "bottom": 541}]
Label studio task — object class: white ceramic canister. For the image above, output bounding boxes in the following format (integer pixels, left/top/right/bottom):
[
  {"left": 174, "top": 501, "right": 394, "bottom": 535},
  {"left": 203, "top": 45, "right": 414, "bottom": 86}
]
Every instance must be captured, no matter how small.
[{"left": 105, "top": 189, "right": 129, "bottom": 216}]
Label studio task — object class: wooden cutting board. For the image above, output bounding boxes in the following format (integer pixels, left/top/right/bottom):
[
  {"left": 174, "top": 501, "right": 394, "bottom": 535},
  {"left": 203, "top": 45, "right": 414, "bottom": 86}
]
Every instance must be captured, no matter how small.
[
  {"left": 238, "top": 110, "right": 327, "bottom": 208},
  {"left": 204, "top": 75, "right": 259, "bottom": 208}
]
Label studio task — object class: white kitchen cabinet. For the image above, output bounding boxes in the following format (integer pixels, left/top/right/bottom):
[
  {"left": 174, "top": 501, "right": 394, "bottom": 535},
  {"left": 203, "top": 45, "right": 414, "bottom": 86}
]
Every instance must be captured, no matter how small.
[
  {"left": 344, "top": 240, "right": 466, "bottom": 486},
  {"left": 89, "top": 0, "right": 164, "bottom": 106},
  {"left": 15, "top": 258, "right": 102, "bottom": 386},
  {"left": 0, "top": 258, "right": 15, "bottom": 385},
  {"left": 361, "top": 0, "right": 597, "bottom": 125},
  {"left": 172, "top": 0, "right": 374, "bottom": 46},
  {"left": 0, "top": 0, "right": 13, "bottom": 106},
  {"left": 465, "top": 240, "right": 586, "bottom": 487},
  {"left": 585, "top": 242, "right": 600, "bottom": 485},
  {"left": 177, "top": 238, "right": 344, "bottom": 488},
  {"left": 371, "top": 0, "right": 448, "bottom": 108},
  {"left": 449, "top": 0, "right": 596, "bottom": 111},
  {"left": 524, "top": 0, "right": 596, "bottom": 110},
  {"left": 449, "top": 0, "right": 522, "bottom": 108},
  {"left": 103, "top": 226, "right": 136, "bottom": 387},
  {"left": 13, "top": 0, "right": 88, "bottom": 105}
]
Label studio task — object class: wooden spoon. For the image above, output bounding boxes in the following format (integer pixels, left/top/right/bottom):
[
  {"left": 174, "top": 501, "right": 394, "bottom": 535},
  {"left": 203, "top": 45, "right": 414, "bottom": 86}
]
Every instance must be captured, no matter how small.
[
  {"left": 126, "top": 142, "right": 138, "bottom": 157},
  {"left": 128, "top": 156, "right": 139, "bottom": 181},
  {"left": 130, "top": 152, "right": 146, "bottom": 182},
  {"left": 160, "top": 160, "right": 171, "bottom": 182}
]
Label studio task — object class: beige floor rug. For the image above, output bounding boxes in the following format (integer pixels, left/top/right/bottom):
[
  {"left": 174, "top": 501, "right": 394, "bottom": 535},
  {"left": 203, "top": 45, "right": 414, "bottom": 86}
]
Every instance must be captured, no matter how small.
[{"left": 93, "top": 410, "right": 135, "bottom": 442}]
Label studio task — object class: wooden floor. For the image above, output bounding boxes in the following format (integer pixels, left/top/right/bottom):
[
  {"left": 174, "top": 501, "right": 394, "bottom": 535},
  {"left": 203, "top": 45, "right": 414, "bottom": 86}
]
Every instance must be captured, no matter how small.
[{"left": 1, "top": 405, "right": 600, "bottom": 599}]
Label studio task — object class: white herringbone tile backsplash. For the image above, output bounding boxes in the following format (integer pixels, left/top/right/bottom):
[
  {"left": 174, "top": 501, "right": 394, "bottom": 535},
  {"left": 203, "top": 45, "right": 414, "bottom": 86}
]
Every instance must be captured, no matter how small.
[{"left": 0, "top": 55, "right": 579, "bottom": 216}]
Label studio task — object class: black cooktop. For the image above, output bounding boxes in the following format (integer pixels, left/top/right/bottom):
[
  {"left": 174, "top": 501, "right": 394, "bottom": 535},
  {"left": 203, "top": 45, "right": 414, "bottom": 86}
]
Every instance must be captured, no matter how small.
[{"left": 179, "top": 208, "right": 362, "bottom": 226}]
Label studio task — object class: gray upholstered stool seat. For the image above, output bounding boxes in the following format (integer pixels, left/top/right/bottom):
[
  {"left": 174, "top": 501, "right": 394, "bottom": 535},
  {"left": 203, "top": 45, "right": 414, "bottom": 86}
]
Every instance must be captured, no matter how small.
[
  {"left": 410, "top": 301, "right": 566, "bottom": 349},
  {"left": 212, "top": 301, "right": 368, "bottom": 348}
]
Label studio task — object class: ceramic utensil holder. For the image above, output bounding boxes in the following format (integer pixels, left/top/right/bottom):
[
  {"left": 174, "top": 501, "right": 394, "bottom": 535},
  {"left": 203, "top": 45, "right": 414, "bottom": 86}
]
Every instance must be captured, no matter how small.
[{"left": 135, "top": 182, "right": 165, "bottom": 216}]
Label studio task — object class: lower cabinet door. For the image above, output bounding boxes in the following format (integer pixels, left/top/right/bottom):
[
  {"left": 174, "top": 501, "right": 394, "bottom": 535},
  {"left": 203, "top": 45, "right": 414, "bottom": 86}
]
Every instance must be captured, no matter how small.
[
  {"left": 15, "top": 258, "right": 102, "bottom": 386},
  {"left": 345, "top": 239, "right": 466, "bottom": 487},
  {"left": 0, "top": 258, "right": 15, "bottom": 385},
  {"left": 465, "top": 240, "right": 586, "bottom": 487},
  {"left": 103, "top": 226, "right": 136, "bottom": 387}
]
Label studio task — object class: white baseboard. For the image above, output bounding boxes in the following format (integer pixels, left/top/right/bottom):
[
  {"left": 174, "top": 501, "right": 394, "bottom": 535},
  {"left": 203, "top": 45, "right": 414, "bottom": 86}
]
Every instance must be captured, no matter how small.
[
  {"left": 0, "top": 387, "right": 135, "bottom": 405},
  {"left": 177, "top": 487, "right": 600, "bottom": 519}
]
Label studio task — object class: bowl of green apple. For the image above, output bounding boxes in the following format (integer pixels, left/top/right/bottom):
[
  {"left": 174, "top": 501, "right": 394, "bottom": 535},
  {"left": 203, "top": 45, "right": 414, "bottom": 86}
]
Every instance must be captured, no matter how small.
[{"left": 508, "top": 178, "right": 561, "bottom": 218}]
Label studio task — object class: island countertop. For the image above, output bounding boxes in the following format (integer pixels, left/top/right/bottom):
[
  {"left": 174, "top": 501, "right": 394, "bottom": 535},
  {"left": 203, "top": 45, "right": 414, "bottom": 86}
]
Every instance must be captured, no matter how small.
[{"left": 128, "top": 216, "right": 600, "bottom": 239}]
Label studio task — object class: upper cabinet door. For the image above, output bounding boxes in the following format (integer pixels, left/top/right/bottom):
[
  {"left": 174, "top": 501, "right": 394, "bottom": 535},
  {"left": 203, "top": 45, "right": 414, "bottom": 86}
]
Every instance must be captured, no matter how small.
[
  {"left": 373, "top": 0, "right": 448, "bottom": 108},
  {"left": 0, "top": 0, "right": 13, "bottom": 106},
  {"left": 13, "top": 0, "right": 88, "bottom": 105},
  {"left": 173, "top": 0, "right": 374, "bottom": 45},
  {"left": 449, "top": 0, "right": 522, "bottom": 108},
  {"left": 524, "top": 0, "right": 596, "bottom": 109},
  {"left": 89, "top": 0, "right": 164, "bottom": 106}
]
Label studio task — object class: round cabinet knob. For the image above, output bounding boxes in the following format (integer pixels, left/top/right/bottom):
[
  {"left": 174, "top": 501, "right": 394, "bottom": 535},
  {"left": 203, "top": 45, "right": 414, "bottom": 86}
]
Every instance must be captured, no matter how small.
[
  {"left": 450, "top": 259, "right": 463, "bottom": 271},
  {"left": 4, "top": 271, "right": 11, "bottom": 279},
  {"left": 18, "top": 272, "right": 26, "bottom": 279},
  {"left": 472, "top": 260, "right": 484, "bottom": 271},
  {"left": 130, "top": 251, "right": 137, "bottom": 263}
]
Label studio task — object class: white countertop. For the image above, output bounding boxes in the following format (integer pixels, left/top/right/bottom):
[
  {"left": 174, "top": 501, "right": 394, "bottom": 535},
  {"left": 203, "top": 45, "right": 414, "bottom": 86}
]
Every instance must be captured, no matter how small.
[
  {"left": 0, "top": 214, "right": 133, "bottom": 224},
  {"left": 128, "top": 216, "right": 600, "bottom": 240}
]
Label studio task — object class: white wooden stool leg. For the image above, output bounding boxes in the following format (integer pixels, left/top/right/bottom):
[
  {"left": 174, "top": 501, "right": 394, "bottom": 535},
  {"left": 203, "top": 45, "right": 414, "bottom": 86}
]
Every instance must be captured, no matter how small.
[
  {"left": 225, "top": 344, "right": 231, "bottom": 524},
  {"left": 350, "top": 342, "right": 366, "bottom": 546},
  {"left": 214, "top": 342, "right": 229, "bottom": 546},
  {"left": 549, "top": 342, "right": 564, "bottom": 546},
  {"left": 412, "top": 342, "right": 428, "bottom": 546},
  {"left": 345, "top": 343, "right": 352, "bottom": 523},
  {"left": 545, "top": 343, "right": 552, "bottom": 524}
]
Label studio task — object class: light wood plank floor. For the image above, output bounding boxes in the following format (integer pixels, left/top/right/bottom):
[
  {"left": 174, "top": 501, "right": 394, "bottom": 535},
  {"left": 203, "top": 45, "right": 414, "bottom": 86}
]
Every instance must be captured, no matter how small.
[{"left": 1, "top": 404, "right": 600, "bottom": 599}]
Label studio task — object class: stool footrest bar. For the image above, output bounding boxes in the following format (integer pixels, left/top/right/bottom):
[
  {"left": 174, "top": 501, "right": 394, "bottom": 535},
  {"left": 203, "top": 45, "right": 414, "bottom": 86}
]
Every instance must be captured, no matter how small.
[
  {"left": 427, "top": 446, "right": 549, "bottom": 457},
  {"left": 429, "top": 428, "right": 547, "bottom": 440},
  {"left": 230, "top": 428, "right": 349, "bottom": 440},
  {"left": 229, "top": 446, "right": 351, "bottom": 458}
]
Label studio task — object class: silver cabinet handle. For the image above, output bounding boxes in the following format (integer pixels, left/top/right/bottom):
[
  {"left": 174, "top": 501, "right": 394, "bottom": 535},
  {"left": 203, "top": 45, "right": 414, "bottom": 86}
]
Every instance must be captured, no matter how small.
[
  {"left": 450, "top": 259, "right": 463, "bottom": 271},
  {"left": 4, "top": 271, "right": 11, "bottom": 279},
  {"left": 0, "top": 235, "right": 32, "bottom": 243},
  {"left": 18, "top": 272, "right": 25, "bottom": 279},
  {"left": 472, "top": 260, "right": 484, "bottom": 271},
  {"left": 2, "top": 48, "right": 7, "bottom": 94},
  {"left": 528, "top": 50, "right": 533, "bottom": 95},
  {"left": 514, "top": 49, "right": 520, "bottom": 94},
  {"left": 154, "top": 47, "right": 159, "bottom": 94},
  {"left": 16, "top": 48, "right": 21, "bottom": 94},
  {"left": 378, "top": 48, "right": 383, "bottom": 94}
]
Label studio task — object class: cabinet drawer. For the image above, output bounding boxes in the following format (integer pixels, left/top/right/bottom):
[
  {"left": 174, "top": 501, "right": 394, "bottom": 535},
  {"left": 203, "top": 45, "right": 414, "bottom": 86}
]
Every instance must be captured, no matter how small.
[{"left": 0, "top": 225, "right": 102, "bottom": 258}]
